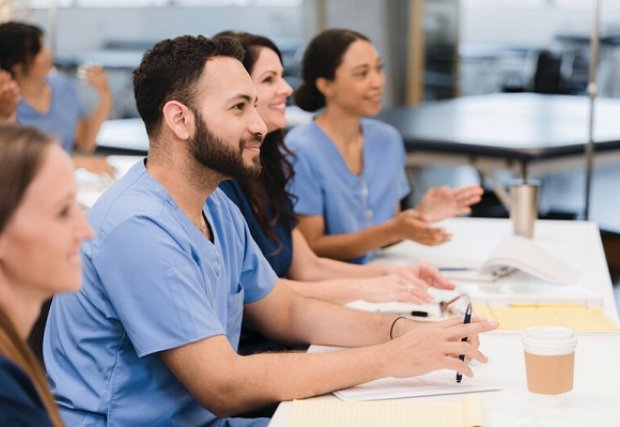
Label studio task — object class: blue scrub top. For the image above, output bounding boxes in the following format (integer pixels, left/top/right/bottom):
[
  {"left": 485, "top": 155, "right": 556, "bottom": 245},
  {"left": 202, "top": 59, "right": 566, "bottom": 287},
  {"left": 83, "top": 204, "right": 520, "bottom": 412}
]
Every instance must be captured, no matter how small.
[
  {"left": 285, "top": 118, "right": 410, "bottom": 264},
  {"left": 44, "top": 159, "right": 277, "bottom": 427},
  {"left": 219, "top": 179, "right": 306, "bottom": 356},
  {"left": 16, "top": 73, "right": 85, "bottom": 152},
  {"left": 219, "top": 179, "right": 294, "bottom": 277},
  {"left": 0, "top": 354, "right": 53, "bottom": 427}
]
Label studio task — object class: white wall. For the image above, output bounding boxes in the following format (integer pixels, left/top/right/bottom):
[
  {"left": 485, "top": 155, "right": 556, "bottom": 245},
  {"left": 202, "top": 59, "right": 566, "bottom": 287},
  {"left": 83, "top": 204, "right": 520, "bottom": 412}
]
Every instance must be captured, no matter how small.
[
  {"left": 461, "top": 0, "right": 620, "bottom": 47},
  {"left": 459, "top": 1, "right": 620, "bottom": 97},
  {"left": 302, "top": 0, "right": 403, "bottom": 106},
  {"left": 30, "top": 5, "right": 303, "bottom": 54}
]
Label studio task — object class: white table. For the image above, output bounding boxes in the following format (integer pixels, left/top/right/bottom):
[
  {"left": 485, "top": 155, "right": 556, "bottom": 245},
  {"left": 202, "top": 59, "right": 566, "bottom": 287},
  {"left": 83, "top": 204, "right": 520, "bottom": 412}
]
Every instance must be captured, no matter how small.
[
  {"left": 97, "top": 118, "right": 149, "bottom": 153},
  {"left": 268, "top": 217, "right": 620, "bottom": 427},
  {"left": 76, "top": 155, "right": 143, "bottom": 208}
]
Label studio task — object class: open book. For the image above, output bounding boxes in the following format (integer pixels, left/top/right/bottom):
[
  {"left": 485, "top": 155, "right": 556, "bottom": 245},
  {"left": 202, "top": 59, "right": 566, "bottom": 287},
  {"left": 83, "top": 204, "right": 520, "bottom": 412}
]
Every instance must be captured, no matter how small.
[
  {"left": 441, "top": 236, "right": 579, "bottom": 285},
  {"left": 289, "top": 395, "right": 486, "bottom": 427}
]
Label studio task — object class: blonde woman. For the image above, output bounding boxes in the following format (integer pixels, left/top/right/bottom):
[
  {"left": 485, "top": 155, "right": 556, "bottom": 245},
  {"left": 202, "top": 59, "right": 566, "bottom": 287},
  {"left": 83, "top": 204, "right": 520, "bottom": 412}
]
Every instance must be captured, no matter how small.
[{"left": 0, "top": 124, "right": 93, "bottom": 426}]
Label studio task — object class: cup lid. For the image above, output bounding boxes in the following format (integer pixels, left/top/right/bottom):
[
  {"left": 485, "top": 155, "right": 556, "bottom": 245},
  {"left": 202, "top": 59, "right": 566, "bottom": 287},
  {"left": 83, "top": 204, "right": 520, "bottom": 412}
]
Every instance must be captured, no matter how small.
[{"left": 522, "top": 327, "right": 577, "bottom": 354}]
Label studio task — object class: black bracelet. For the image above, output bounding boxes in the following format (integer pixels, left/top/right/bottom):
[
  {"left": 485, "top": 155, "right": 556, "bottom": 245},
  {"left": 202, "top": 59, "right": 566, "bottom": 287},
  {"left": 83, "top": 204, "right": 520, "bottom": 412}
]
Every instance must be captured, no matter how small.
[{"left": 389, "top": 316, "right": 407, "bottom": 340}]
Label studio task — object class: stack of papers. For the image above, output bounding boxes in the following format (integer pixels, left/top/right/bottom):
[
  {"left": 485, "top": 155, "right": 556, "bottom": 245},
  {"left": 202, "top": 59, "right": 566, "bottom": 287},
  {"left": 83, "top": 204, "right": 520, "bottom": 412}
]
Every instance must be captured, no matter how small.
[{"left": 333, "top": 370, "right": 501, "bottom": 401}]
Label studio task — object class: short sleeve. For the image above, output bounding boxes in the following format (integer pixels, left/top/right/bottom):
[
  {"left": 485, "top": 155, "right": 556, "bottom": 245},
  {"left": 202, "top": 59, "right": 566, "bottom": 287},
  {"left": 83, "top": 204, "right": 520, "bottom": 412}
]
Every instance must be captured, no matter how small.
[
  {"left": 288, "top": 149, "right": 324, "bottom": 216},
  {"left": 91, "top": 217, "right": 224, "bottom": 357},
  {"left": 239, "top": 227, "right": 278, "bottom": 303}
]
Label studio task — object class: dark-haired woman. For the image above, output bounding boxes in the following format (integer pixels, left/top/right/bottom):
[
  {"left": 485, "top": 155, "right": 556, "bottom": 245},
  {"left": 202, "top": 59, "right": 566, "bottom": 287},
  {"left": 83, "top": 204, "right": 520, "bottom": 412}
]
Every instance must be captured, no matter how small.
[
  {"left": 0, "top": 21, "right": 112, "bottom": 173},
  {"left": 0, "top": 124, "right": 94, "bottom": 426},
  {"left": 287, "top": 29, "right": 483, "bottom": 264},
  {"left": 216, "top": 31, "right": 454, "bottom": 316}
]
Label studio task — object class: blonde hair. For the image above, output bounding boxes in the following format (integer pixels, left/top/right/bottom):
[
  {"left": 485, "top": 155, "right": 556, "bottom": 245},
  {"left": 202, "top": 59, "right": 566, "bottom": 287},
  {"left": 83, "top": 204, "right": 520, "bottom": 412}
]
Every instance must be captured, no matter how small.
[{"left": 0, "top": 124, "right": 64, "bottom": 426}]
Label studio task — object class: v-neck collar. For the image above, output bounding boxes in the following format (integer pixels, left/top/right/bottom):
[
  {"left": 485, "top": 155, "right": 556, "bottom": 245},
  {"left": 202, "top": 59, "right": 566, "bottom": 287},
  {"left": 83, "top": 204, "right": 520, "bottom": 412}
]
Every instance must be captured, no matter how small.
[
  {"left": 311, "top": 119, "right": 368, "bottom": 180},
  {"left": 138, "top": 161, "right": 219, "bottom": 248}
]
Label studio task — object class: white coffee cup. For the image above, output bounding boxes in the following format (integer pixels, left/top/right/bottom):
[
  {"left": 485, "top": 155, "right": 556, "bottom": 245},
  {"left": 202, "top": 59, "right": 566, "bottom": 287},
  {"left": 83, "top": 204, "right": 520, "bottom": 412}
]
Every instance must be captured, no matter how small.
[{"left": 522, "top": 327, "right": 577, "bottom": 397}]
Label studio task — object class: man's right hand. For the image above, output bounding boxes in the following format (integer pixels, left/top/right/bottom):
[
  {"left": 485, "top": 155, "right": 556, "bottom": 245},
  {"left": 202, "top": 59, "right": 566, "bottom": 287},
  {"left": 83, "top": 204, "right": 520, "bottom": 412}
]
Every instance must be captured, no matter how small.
[{"left": 384, "top": 316, "right": 499, "bottom": 379}]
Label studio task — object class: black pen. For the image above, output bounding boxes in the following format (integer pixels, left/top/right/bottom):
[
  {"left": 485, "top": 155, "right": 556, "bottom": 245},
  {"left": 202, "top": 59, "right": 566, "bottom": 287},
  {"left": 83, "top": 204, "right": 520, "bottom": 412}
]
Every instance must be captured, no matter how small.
[
  {"left": 456, "top": 302, "right": 473, "bottom": 383},
  {"left": 379, "top": 310, "right": 430, "bottom": 317},
  {"left": 410, "top": 310, "right": 428, "bottom": 317}
]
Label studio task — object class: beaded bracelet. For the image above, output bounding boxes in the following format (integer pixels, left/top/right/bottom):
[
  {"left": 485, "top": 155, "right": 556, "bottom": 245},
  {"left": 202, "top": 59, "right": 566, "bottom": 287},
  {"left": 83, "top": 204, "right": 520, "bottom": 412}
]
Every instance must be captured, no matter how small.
[{"left": 389, "top": 316, "right": 407, "bottom": 340}]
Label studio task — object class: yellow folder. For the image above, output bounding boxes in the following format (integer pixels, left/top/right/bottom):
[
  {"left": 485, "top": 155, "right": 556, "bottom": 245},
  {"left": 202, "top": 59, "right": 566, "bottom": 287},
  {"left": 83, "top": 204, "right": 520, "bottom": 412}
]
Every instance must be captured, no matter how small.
[
  {"left": 288, "top": 395, "right": 486, "bottom": 427},
  {"left": 473, "top": 304, "right": 619, "bottom": 332}
]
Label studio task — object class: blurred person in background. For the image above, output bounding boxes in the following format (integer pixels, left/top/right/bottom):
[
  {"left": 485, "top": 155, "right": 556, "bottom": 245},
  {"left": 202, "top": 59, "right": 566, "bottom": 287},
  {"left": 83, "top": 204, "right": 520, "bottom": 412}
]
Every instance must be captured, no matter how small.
[{"left": 0, "top": 21, "right": 112, "bottom": 173}]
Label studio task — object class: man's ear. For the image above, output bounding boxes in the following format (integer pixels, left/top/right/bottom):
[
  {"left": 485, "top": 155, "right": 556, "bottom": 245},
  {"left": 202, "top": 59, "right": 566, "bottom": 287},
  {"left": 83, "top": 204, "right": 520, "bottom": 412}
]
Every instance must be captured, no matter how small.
[
  {"left": 315, "top": 77, "right": 333, "bottom": 99},
  {"left": 162, "top": 101, "right": 192, "bottom": 141}
]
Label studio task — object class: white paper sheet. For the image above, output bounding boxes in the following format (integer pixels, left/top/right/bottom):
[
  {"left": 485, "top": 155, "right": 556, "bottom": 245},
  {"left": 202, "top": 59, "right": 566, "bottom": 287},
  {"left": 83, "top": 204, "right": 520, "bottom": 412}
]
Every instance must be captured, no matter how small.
[{"left": 309, "top": 346, "right": 501, "bottom": 401}]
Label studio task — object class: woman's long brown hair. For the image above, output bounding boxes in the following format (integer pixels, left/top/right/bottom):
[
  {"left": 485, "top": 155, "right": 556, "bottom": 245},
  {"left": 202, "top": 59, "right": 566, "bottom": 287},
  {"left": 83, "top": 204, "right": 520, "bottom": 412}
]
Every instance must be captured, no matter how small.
[
  {"left": 0, "top": 124, "right": 64, "bottom": 426},
  {"left": 213, "top": 31, "right": 298, "bottom": 253}
]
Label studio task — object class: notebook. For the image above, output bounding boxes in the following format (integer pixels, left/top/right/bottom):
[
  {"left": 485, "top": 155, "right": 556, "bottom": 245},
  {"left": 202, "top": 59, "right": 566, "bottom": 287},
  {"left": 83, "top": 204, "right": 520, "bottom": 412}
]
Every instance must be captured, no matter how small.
[
  {"left": 289, "top": 394, "right": 486, "bottom": 427},
  {"left": 441, "top": 235, "right": 579, "bottom": 285}
]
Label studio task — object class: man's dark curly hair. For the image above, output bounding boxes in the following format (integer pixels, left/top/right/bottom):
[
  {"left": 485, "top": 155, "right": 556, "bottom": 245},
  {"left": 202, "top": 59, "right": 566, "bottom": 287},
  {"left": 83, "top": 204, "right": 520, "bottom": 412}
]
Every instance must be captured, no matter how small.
[{"left": 133, "top": 35, "right": 244, "bottom": 138}]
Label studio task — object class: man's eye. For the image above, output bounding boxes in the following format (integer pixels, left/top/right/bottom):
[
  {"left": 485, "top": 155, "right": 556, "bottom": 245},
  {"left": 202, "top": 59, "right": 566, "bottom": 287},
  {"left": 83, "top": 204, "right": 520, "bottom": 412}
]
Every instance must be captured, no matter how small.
[{"left": 58, "top": 205, "right": 70, "bottom": 218}]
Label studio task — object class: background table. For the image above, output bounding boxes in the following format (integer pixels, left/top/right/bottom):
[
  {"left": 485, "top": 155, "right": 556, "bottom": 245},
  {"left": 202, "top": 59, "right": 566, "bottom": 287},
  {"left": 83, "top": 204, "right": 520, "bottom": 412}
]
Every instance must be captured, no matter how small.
[
  {"left": 378, "top": 93, "right": 620, "bottom": 210},
  {"left": 378, "top": 93, "right": 620, "bottom": 179}
]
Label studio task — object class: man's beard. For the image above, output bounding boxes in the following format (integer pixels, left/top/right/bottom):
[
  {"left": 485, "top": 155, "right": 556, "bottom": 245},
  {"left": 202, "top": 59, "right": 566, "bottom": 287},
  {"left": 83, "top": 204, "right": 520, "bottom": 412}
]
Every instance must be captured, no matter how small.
[{"left": 187, "top": 111, "right": 262, "bottom": 180}]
